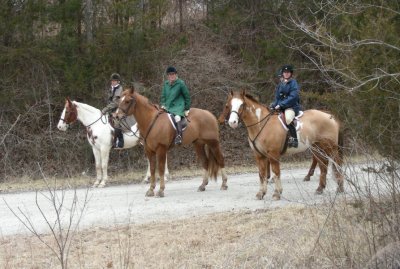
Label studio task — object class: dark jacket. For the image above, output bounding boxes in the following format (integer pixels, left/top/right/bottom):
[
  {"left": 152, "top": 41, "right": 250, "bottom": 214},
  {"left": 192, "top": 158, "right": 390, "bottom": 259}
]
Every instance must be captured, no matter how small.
[
  {"left": 103, "top": 84, "right": 123, "bottom": 112},
  {"left": 160, "top": 78, "right": 191, "bottom": 117},
  {"left": 271, "top": 78, "right": 301, "bottom": 115}
]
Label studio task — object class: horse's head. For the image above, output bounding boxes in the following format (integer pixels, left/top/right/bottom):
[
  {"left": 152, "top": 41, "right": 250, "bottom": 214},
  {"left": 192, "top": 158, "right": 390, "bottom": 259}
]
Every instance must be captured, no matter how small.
[
  {"left": 57, "top": 98, "right": 77, "bottom": 131},
  {"left": 115, "top": 87, "right": 136, "bottom": 120},
  {"left": 219, "top": 90, "right": 246, "bottom": 129}
]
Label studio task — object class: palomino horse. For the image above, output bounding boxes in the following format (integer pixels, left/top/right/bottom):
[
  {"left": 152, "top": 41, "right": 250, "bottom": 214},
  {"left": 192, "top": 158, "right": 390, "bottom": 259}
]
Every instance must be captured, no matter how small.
[
  {"left": 115, "top": 87, "right": 228, "bottom": 197},
  {"left": 219, "top": 90, "right": 343, "bottom": 200},
  {"left": 57, "top": 98, "right": 169, "bottom": 187}
]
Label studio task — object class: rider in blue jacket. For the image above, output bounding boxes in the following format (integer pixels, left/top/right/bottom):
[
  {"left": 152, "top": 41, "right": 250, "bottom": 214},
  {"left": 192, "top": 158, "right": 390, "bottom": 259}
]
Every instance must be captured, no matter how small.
[{"left": 270, "top": 64, "right": 301, "bottom": 148}]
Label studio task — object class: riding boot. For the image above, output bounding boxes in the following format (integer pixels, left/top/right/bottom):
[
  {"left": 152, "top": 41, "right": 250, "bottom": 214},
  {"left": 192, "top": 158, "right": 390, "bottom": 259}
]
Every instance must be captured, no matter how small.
[
  {"left": 114, "top": 128, "right": 124, "bottom": 148},
  {"left": 287, "top": 123, "right": 298, "bottom": 148},
  {"left": 175, "top": 121, "right": 183, "bottom": 145}
]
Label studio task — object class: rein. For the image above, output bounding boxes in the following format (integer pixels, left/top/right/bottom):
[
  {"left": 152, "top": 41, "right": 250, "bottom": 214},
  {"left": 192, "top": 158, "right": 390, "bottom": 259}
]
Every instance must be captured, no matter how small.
[{"left": 231, "top": 102, "right": 275, "bottom": 158}]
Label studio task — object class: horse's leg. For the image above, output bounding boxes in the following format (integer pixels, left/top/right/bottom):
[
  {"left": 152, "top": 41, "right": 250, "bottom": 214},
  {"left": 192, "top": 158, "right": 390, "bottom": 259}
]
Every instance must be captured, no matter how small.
[
  {"left": 304, "top": 156, "right": 318, "bottom": 182},
  {"left": 266, "top": 158, "right": 272, "bottom": 183},
  {"left": 143, "top": 158, "right": 151, "bottom": 183},
  {"left": 313, "top": 150, "right": 329, "bottom": 194},
  {"left": 194, "top": 143, "right": 209, "bottom": 191},
  {"left": 92, "top": 147, "right": 102, "bottom": 187},
  {"left": 143, "top": 155, "right": 169, "bottom": 183},
  {"left": 156, "top": 146, "right": 167, "bottom": 197},
  {"left": 164, "top": 154, "right": 170, "bottom": 182},
  {"left": 255, "top": 155, "right": 268, "bottom": 200},
  {"left": 98, "top": 147, "right": 111, "bottom": 188},
  {"left": 270, "top": 157, "right": 282, "bottom": 200},
  {"left": 146, "top": 151, "right": 156, "bottom": 197},
  {"left": 332, "top": 146, "right": 344, "bottom": 193},
  {"left": 220, "top": 168, "right": 228, "bottom": 190}
]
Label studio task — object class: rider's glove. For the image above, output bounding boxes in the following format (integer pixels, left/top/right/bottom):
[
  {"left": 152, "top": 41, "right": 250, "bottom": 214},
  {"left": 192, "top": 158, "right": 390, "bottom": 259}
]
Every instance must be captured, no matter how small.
[{"left": 184, "top": 110, "right": 190, "bottom": 117}]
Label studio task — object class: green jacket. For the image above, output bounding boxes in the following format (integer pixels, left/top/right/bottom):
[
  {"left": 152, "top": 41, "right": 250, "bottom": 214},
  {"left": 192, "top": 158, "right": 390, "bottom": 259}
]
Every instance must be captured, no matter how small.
[{"left": 160, "top": 78, "right": 191, "bottom": 116}]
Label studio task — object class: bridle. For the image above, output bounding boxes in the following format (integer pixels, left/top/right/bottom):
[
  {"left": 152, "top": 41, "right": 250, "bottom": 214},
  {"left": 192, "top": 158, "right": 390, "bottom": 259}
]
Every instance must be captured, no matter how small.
[
  {"left": 118, "top": 95, "right": 136, "bottom": 116},
  {"left": 228, "top": 97, "right": 275, "bottom": 158},
  {"left": 61, "top": 103, "right": 106, "bottom": 128}
]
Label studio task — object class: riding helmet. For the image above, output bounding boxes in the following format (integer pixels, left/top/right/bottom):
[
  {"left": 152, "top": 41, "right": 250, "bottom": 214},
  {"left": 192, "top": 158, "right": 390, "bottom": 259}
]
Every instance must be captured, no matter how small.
[
  {"left": 110, "top": 73, "right": 121, "bottom": 81},
  {"left": 281, "top": 64, "right": 294, "bottom": 73},
  {"left": 166, "top": 66, "right": 177, "bottom": 74}
]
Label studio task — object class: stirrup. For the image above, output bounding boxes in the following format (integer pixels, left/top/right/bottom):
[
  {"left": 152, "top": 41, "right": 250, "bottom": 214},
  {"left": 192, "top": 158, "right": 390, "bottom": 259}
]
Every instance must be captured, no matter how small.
[{"left": 174, "top": 135, "right": 182, "bottom": 145}]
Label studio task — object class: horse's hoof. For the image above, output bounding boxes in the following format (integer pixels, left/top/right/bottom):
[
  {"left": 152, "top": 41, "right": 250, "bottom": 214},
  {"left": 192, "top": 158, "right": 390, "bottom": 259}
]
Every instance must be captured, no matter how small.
[
  {"left": 98, "top": 183, "right": 105, "bottom": 188},
  {"left": 142, "top": 178, "right": 150, "bottom": 184},
  {"left": 303, "top": 176, "right": 311, "bottom": 182},
  {"left": 157, "top": 190, "right": 164, "bottom": 197},
  {"left": 315, "top": 188, "right": 324, "bottom": 195},
  {"left": 220, "top": 185, "right": 228, "bottom": 190},
  {"left": 256, "top": 192, "right": 264, "bottom": 200},
  {"left": 146, "top": 190, "right": 155, "bottom": 197},
  {"left": 198, "top": 185, "right": 206, "bottom": 192},
  {"left": 272, "top": 192, "right": 281, "bottom": 200}
]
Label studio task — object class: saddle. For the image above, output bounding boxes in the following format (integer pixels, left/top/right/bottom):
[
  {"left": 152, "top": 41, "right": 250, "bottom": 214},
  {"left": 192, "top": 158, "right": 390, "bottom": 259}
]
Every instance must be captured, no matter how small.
[
  {"left": 277, "top": 111, "right": 303, "bottom": 131},
  {"left": 167, "top": 113, "right": 188, "bottom": 132},
  {"left": 278, "top": 111, "right": 303, "bottom": 153}
]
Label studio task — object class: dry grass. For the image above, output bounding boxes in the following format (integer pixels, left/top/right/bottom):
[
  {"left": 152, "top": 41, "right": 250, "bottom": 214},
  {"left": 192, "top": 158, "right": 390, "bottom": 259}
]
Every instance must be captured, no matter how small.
[{"left": 0, "top": 202, "right": 379, "bottom": 268}]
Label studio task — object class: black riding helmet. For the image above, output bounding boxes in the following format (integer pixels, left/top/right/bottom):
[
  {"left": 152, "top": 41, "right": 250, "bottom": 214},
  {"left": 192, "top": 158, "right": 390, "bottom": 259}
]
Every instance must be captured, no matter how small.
[
  {"left": 166, "top": 66, "right": 177, "bottom": 74},
  {"left": 110, "top": 73, "right": 121, "bottom": 81},
  {"left": 281, "top": 64, "right": 294, "bottom": 74}
]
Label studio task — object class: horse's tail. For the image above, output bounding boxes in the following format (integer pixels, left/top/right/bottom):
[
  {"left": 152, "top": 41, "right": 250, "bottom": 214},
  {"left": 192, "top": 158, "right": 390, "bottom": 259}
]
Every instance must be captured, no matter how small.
[
  {"left": 332, "top": 124, "right": 344, "bottom": 179},
  {"left": 205, "top": 143, "right": 223, "bottom": 180}
]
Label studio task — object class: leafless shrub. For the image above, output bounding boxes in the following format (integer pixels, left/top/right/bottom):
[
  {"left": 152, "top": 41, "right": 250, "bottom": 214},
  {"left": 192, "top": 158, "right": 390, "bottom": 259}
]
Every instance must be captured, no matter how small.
[{"left": 3, "top": 164, "right": 90, "bottom": 269}]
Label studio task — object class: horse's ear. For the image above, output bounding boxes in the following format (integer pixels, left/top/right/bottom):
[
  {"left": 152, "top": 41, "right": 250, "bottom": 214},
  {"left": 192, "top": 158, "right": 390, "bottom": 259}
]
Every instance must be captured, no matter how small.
[
  {"left": 66, "top": 97, "right": 72, "bottom": 106},
  {"left": 124, "top": 86, "right": 135, "bottom": 95},
  {"left": 241, "top": 89, "right": 246, "bottom": 97},
  {"left": 229, "top": 90, "right": 233, "bottom": 97}
]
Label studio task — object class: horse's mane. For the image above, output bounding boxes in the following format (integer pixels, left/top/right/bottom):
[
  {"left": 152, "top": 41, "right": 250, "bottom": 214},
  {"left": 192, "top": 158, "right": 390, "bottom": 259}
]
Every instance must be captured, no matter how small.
[
  {"left": 73, "top": 101, "right": 101, "bottom": 114},
  {"left": 244, "top": 93, "right": 260, "bottom": 104}
]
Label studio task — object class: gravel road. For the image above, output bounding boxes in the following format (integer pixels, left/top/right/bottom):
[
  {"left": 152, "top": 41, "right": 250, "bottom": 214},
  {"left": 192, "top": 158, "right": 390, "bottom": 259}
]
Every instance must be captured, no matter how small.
[{"left": 0, "top": 167, "right": 351, "bottom": 237}]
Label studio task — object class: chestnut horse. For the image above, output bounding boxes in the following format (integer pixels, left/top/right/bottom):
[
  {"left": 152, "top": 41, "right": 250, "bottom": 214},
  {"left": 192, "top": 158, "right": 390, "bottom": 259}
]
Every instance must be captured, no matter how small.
[
  {"left": 57, "top": 98, "right": 169, "bottom": 187},
  {"left": 219, "top": 90, "right": 343, "bottom": 200},
  {"left": 116, "top": 87, "right": 228, "bottom": 197}
]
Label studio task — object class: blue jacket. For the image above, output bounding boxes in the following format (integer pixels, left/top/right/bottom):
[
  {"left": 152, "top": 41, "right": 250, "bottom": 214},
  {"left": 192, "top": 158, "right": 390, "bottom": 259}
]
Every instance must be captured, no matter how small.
[{"left": 271, "top": 78, "right": 301, "bottom": 115}]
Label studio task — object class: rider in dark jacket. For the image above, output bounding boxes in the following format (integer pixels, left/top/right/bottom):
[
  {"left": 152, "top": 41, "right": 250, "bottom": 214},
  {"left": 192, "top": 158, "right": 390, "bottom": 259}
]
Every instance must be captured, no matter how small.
[
  {"left": 270, "top": 64, "right": 301, "bottom": 148},
  {"left": 102, "top": 73, "right": 124, "bottom": 148},
  {"left": 160, "top": 66, "right": 191, "bottom": 145}
]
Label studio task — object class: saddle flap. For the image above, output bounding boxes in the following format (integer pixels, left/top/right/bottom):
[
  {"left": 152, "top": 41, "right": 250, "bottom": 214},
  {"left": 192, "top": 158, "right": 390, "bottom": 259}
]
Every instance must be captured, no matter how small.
[
  {"left": 278, "top": 111, "right": 303, "bottom": 131},
  {"left": 167, "top": 113, "right": 188, "bottom": 131}
]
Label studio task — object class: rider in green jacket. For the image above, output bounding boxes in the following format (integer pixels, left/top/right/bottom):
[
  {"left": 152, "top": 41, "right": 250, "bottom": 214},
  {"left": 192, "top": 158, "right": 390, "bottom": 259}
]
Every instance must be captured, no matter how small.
[{"left": 160, "top": 66, "right": 191, "bottom": 145}]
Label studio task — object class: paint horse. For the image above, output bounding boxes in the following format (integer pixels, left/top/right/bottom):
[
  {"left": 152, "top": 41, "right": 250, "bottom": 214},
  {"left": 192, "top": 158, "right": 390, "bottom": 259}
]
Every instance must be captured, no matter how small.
[
  {"left": 219, "top": 90, "right": 343, "bottom": 200},
  {"left": 218, "top": 97, "right": 320, "bottom": 183},
  {"left": 116, "top": 87, "right": 228, "bottom": 197},
  {"left": 57, "top": 98, "right": 169, "bottom": 187}
]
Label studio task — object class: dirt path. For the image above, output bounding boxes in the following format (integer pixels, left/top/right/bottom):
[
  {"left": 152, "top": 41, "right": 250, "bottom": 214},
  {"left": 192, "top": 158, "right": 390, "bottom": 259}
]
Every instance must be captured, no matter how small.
[{"left": 0, "top": 167, "right": 344, "bottom": 236}]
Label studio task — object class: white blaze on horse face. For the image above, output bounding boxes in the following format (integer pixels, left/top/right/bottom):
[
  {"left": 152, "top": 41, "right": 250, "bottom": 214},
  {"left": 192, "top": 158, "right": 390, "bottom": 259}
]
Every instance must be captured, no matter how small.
[
  {"left": 228, "top": 98, "right": 243, "bottom": 129},
  {"left": 57, "top": 107, "right": 68, "bottom": 131},
  {"left": 255, "top": 108, "right": 262, "bottom": 122},
  {"left": 115, "top": 95, "right": 126, "bottom": 116}
]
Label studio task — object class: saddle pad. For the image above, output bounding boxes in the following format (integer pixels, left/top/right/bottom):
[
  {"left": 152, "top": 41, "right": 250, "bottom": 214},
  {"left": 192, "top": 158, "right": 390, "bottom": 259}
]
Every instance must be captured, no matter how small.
[{"left": 278, "top": 111, "right": 303, "bottom": 131}]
